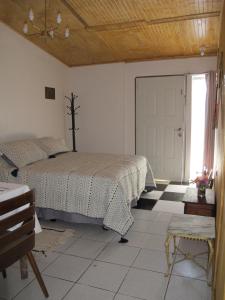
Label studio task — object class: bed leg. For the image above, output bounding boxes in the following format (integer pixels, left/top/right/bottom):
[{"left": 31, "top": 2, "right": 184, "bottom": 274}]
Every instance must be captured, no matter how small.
[
  {"left": 119, "top": 237, "right": 128, "bottom": 243},
  {"left": 102, "top": 225, "right": 109, "bottom": 231}
]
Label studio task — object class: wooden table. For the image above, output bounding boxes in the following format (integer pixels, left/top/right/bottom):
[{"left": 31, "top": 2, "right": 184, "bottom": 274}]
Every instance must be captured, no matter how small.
[{"left": 182, "top": 187, "right": 215, "bottom": 217}]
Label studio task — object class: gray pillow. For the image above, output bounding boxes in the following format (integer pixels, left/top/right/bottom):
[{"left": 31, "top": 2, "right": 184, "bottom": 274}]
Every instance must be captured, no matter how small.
[
  {"left": 34, "top": 137, "right": 70, "bottom": 156},
  {"left": 0, "top": 140, "right": 48, "bottom": 168}
]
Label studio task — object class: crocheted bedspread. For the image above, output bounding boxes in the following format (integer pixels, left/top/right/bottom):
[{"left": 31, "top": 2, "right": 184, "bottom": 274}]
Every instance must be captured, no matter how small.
[{"left": 0, "top": 152, "right": 154, "bottom": 235}]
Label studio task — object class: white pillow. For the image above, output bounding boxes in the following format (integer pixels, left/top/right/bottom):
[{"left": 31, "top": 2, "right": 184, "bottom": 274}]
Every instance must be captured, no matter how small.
[
  {"left": 0, "top": 156, "right": 12, "bottom": 168},
  {"left": 0, "top": 140, "right": 48, "bottom": 168},
  {"left": 35, "top": 137, "right": 70, "bottom": 156},
  {"left": 0, "top": 152, "right": 18, "bottom": 168}
]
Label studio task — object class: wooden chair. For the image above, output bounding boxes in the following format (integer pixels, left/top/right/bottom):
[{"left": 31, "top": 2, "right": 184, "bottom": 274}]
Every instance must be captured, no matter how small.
[{"left": 0, "top": 190, "right": 49, "bottom": 298}]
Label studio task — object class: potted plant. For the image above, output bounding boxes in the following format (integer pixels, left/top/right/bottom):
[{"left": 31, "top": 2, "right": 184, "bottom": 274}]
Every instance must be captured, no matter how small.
[{"left": 192, "top": 170, "right": 210, "bottom": 200}]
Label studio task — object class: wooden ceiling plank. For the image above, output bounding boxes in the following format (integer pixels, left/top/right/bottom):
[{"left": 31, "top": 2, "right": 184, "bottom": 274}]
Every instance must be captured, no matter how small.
[
  {"left": 86, "top": 11, "right": 220, "bottom": 32},
  {"left": 0, "top": 0, "right": 222, "bottom": 66},
  {"left": 68, "top": 0, "right": 221, "bottom": 26},
  {"left": 60, "top": 0, "right": 88, "bottom": 28}
]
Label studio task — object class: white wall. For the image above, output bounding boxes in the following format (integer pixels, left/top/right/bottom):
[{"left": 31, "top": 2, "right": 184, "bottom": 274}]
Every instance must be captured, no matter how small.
[
  {"left": 66, "top": 63, "right": 125, "bottom": 153},
  {"left": 0, "top": 22, "right": 67, "bottom": 143},
  {"left": 66, "top": 57, "right": 217, "bottom": 154}
]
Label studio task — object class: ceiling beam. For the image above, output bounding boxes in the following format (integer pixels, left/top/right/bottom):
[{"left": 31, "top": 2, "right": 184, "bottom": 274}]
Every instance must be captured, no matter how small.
[
  {"left": 69, "top": 52, "right": 218, "bottom": 67},
  {"left": 87, "top": 11, "right": 221, "bottom": 32},
  {"left": 60, "top": 0, "right": 88, "bottom": 28},
  {"left": 60, "top": 1, "right": 220, "bottom": 32},
  {"left": 88, "top": 20, "right": 145, "bottom": 31},
  {"left": 147, "top": 11, "right": 221, "bottom": 25}
]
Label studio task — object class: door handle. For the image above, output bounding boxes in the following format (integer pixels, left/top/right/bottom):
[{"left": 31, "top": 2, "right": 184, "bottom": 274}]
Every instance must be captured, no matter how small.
[{"left": 174, "top": 127, "right": 183, "bottom": 137}]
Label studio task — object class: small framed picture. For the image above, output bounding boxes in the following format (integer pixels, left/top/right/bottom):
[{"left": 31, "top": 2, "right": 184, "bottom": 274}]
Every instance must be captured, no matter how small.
[{"left": 45, "top": 87, "right": 55, "bottom": 100}]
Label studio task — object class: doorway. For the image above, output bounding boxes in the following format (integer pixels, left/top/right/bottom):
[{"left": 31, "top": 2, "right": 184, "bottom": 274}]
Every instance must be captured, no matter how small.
[
  {"left": 135, "top": 75, "right": 186, "bottom": 183},
  {"left": 190, "top": 74, "right": 207, "bottom": 179}
]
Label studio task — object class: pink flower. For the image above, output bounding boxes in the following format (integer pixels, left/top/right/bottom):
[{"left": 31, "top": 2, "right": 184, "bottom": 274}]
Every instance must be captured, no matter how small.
[{"left": 192, "top": 173, "right": 209, "bottom": 188}]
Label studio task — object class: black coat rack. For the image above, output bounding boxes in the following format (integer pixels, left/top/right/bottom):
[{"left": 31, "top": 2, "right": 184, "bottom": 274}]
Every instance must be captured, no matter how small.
[{"left": 65, "top": 92, "right": 80, "bottom": 152}]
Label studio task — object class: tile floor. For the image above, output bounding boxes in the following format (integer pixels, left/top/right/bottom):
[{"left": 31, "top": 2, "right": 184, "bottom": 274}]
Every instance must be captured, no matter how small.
[
  {"left": 137, "top": 182, "right": 191, "bottom": 210},
  {"left": 0, "top": 209, "right": 212, "bottom": 300}
]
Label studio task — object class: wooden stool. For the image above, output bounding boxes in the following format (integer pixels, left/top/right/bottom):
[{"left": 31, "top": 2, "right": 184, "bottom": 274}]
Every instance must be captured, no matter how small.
[{"left": 164, "top": 214, "right": 215, "bottom": 285}]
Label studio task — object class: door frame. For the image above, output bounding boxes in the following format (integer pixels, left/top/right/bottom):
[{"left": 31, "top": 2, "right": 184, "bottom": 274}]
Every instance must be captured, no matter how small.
[{"left": 134, "top": 74, "right": 191, "bottom": 182}]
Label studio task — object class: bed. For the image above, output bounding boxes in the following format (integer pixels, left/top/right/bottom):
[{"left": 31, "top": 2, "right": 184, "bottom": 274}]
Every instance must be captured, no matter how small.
[{"left": 0, "top": 138, "right": 155, "bottom": 238}]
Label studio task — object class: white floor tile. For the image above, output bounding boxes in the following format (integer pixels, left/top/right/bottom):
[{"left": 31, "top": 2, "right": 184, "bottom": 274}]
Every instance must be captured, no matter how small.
[
  {"left": 77, "top": 224, "right": 117, "bottom": 242},
  {"left": 165, "top": 275, "right": 211, "bottom": 300},
  {"left": 172, "top": 255, "right": 208, "bottom": 280},
  {"left": 119, "top": 268, "right": 168, "bottom": 300},
  {"left": 154, "top": 212, "right": 173, "bottom": 222},
  {"left": 114, "top": 294, "right": 141, "bottom": 300},
  {"left": 141, "top": 190, "right": 163, "bottom": 200},
  {"left": 79, "top": 261, "right": 128, "bottom": 292},
  {"left": 12, "top": 251, "right": 60, "bottom": 272},
  {"left": 3, "top": 213, "right": 212, "bottom": 300},
  {"left": 131, "top": 219, "right": 169, "bottom": 235},
  {"left": 14, "top": 275, "right": 73, "bottom": 300},
  {"left": 131, "top": 209, "right": 158, "bottom": 221},
  {"left": 43, "top": 254, "right": 91, "bottom": 282},
  {"left": 153, "top": 200, "right": 184, "bottom": 214},
  {"left": 63, "top": 283, "right": 114, "bottom": 300},
  {"left": 118, "top": 231, "right": 174, "bottom": 252},
  {"left": 132, "top": 211, "right": 173, "bottom": 231},
  {"left": 0, "top": 267, "right": 34, "bottom": 300},
  {"left": 165, "top": 185, "right": 188, "bottom": 193},
  {"left": 97, "top": 243, "right": 140, "bottom": 266},
  {"left": 133, "top": 249, "right": 172, "bottom": 274},
  {"left": 65, "top": 238, "right": 106, "bottom": 259},
  {"left": 54, "top": 236, "right": 81, "bottom": 253}
]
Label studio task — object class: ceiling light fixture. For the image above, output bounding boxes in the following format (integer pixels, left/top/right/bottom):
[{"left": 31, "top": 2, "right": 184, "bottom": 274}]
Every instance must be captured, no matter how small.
[
  {"left": 23, "top": 22, "right": 28, "bottom": 34},
  {"left": 28, "top": 8, "right": 34, "bottom": 21},
  {"left": 200, "top": 46, "right": 206, "bottom": 56},
  {"left": 56, "top": 12, "right": 62, "bottom": 24},
  {"left": 22, "top": 0, "right": 70, "bottom": 40}
]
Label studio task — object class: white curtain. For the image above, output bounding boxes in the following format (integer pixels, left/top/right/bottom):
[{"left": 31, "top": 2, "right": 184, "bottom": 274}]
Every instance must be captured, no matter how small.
[{"left": 203, "top": 71, "right": 217, "bottom": 172}]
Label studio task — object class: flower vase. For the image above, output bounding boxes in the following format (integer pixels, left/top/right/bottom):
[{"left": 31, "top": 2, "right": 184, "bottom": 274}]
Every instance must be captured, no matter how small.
[{"left": 197, "top": 186, "right": 206, "bottom": 202}]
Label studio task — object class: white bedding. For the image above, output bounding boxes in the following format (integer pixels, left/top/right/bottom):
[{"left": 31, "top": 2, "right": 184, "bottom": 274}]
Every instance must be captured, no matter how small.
[{"left": 0, "top": 152, "right": 154, "bottom": 235}]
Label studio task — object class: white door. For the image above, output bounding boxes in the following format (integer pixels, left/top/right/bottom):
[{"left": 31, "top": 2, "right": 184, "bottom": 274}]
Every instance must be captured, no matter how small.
[{"left": 136, "top": 76, "right": 185, "bottom": 182}]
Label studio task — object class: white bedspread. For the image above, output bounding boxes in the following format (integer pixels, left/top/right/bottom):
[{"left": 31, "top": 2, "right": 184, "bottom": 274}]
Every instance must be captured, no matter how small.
[{"left": 0, "top": 152, "right": 154, "bottom": 235}]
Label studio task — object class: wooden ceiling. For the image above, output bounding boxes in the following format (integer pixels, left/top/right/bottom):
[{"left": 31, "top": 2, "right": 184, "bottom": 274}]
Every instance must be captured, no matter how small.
[{"left": 0, "top": 0, "right": 222, "bottom": 66}]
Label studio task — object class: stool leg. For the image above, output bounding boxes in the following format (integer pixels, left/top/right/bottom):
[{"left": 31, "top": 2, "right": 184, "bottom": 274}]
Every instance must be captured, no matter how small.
[
  {"left": 20, "top": 256, "right": 28, "bottom": 279},
  {"left": 173, "top": 236, "right": 176, "bottom": 255},
  {"left": 207, "top": 239, "right": 214, "bottom": 286},
  {"left": 165, "top": 234, "right": 172, "bottom": 276},
  {"left": 26, "top": 252, "right": 49, "bottom": 298}
]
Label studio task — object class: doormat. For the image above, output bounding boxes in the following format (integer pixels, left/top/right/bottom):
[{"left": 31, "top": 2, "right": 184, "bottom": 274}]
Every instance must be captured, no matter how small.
[{"left": 34, "top": 227, "right": 75, "bottom": 254}]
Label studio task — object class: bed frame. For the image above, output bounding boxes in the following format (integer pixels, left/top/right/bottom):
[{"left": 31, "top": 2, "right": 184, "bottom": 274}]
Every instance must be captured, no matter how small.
[{"left": 36, "top": 198, "right": 138, "bottom": 243}]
